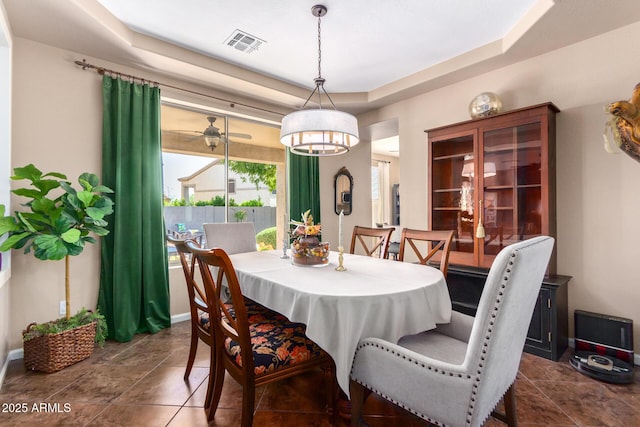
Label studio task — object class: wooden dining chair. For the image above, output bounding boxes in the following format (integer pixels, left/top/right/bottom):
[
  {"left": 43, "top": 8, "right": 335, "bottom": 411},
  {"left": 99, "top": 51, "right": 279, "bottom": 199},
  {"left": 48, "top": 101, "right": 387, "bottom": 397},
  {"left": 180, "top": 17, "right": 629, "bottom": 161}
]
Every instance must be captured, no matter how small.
[
  {"left": 187, "top": 243, "right": 337, "bottom": 426},
  {"left": 349, "top": 226, "right": 394, "bottom": 259},
  {"left": 166, "top": 235, "right": 212, "bottom": 383},
  {"left": 398, "top": 229, "right": 454, "bottom": 278},
  {"left": 167, "top": 234, "right": 287, "bottom": 418}
]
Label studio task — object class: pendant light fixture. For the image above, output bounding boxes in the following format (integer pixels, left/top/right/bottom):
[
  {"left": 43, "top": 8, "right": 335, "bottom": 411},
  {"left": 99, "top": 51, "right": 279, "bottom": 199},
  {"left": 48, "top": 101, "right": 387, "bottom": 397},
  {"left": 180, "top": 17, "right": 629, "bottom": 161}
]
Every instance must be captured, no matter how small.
[{"left": 280, "top": 4, "right": 359, "bottom": 156}]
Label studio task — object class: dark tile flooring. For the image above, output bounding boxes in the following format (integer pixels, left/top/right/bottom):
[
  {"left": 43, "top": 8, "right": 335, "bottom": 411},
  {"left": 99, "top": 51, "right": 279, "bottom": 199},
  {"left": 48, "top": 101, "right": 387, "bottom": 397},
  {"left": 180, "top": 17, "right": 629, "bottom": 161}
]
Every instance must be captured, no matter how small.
[{"left": 1, "top": 320, "right": 638, "bottom": 426}]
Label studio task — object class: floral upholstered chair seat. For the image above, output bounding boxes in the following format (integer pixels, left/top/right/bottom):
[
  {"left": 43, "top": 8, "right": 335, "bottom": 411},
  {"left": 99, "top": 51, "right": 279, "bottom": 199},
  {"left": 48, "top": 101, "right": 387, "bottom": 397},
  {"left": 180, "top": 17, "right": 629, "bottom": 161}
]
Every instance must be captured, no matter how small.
[
  {"left": 198, "top": 297, "right": 288, "bottom": 332},
  {"left": 224, "top": 317, "right": 325, "bottom": 375}
]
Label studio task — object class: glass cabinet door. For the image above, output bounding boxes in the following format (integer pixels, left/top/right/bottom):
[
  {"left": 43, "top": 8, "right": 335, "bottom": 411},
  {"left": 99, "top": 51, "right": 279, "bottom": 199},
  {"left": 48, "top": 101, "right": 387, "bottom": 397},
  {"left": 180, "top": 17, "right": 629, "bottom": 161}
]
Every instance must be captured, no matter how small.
[
  {"left": 479, "top": 120, "right": 544, "bottom": 267},
  {"left": 430, "top": 132, "right": 476, "bottom": 266},
  {"left": 428, "top": 103, "right": 556, "bottom": 272}
]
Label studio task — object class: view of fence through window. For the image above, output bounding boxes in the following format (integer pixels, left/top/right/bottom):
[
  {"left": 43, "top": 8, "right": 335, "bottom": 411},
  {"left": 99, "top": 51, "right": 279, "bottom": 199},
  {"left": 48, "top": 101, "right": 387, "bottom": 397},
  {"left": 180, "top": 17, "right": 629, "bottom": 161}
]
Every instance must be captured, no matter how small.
[{"left": 161, "top": 104, "right": 285, "bottom": 265}]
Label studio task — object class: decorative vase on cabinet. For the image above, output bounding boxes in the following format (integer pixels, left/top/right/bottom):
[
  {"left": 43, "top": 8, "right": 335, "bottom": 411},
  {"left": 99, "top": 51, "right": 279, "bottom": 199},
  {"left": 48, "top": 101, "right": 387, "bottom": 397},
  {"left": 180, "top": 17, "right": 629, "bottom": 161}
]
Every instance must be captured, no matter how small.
[{"left": 426, "top": 103, "right": 559, "bottom": 273}]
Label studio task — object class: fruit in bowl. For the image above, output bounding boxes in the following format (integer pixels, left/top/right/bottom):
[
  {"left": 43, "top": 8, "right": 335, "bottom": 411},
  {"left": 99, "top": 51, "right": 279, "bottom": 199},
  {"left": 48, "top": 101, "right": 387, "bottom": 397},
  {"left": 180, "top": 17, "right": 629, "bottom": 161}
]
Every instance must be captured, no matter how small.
[
  {"left": 290, "top": 210, "right": 329, "bottom": 266},
  {"left": 291, "top": 238, "right": 329, "bottom": 266}
]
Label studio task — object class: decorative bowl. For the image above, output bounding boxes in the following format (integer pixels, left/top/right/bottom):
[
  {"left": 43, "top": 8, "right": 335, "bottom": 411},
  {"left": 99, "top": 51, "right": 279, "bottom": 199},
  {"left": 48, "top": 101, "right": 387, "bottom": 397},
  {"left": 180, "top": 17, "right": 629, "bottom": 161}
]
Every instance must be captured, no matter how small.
[
  {"left": 291, "top": 237, "right": 330, "bottom": 267},
  {"left": 469, "top": 92, "right": 502, "bottom": 119}
]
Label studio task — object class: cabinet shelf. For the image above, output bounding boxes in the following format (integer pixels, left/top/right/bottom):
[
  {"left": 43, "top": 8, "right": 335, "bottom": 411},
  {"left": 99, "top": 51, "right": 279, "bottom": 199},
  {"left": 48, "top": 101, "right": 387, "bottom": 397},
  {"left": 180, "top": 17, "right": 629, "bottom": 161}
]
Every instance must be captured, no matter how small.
[
  {"left": 433, "top": 152, "right": 472, "bottom": 161},
  {"left": 485, "top": 185, "right": 513, "bottom": 191},
  {"left": 433, "top": 188, "right": 462, "bottom": 193},
  {"left": 485, "top": 140, "right": 542, "bottom": 153}
]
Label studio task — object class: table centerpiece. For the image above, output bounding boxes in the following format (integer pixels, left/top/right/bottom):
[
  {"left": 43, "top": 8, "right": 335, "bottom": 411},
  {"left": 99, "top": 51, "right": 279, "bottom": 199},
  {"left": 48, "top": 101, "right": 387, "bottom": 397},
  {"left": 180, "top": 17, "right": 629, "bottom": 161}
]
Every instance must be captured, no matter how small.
[{"left": 290, "top": 209, "right": 329, "bottom": 266}]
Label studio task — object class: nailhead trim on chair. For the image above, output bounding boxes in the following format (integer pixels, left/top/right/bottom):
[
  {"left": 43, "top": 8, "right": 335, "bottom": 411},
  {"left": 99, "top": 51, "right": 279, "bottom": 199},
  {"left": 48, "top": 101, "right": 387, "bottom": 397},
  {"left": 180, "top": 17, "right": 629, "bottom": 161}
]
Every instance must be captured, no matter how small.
[
  {"left": 352, "top": 340, "right": 471, "bottom": 426},
  {"left": 352, "top": 248, "right": 526, "bottom": 426},
  {"left": 468, "top": 251, "right": 517, "bottom": 426}
]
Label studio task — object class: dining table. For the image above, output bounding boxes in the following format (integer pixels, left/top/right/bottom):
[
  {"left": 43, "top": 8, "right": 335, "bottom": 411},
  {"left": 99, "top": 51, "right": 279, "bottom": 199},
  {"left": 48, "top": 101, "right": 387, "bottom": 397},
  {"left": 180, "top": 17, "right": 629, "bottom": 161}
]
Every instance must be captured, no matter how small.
[{"left": 228, "top": 249, "right": 452, "bottom": 396}]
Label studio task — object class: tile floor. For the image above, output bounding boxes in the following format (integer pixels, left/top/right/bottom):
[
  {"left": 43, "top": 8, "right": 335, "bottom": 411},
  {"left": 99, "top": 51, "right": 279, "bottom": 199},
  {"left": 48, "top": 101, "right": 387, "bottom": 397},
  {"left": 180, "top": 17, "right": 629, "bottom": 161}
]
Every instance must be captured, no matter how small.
[{"left": 0, "top": 320, "right": 638, "bottom": 426}]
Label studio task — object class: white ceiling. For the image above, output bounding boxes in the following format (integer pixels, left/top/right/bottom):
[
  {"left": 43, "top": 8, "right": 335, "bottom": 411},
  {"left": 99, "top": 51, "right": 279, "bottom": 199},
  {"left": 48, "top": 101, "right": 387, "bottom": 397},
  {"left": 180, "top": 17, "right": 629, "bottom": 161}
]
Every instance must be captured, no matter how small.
[{"left": 94, "top": 0, "right": 538, "bottom": 93}]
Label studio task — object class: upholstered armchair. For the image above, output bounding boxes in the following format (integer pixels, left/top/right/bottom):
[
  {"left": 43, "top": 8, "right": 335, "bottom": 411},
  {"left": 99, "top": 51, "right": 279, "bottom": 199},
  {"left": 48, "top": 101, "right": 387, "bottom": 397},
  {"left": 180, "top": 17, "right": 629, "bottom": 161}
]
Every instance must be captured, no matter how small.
[{"left": 350, "top": 236, "right": 554, "bottom": 427}]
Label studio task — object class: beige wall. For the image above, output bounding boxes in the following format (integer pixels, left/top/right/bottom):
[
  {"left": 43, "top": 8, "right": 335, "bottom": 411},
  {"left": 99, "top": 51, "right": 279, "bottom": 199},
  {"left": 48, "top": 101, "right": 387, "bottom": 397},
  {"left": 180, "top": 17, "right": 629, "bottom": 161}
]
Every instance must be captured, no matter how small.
[
  {"left": 320, "top": 21, "right": 640, "bottom": 355},
  {"left": 5, "top": 19, "right": 640, "bottom": 359},
  {"left": 0, "top": 0, "right": 12, "bottom": 381}
]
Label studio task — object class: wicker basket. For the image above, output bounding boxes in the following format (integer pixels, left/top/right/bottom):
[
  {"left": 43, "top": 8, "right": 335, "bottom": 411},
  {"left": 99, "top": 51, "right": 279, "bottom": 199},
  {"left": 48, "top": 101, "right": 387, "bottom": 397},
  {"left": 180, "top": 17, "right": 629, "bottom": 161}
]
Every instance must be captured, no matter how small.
[{"left": 23, "top": 321, "right": 97, "bottom": 373}]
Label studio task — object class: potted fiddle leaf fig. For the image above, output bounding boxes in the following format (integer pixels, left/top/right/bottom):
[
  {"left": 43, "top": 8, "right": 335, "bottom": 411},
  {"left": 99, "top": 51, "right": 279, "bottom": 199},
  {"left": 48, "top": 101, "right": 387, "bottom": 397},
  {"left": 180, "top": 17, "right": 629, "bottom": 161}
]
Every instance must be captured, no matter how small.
[{"left": 0, "top": 164, "right": 114, "bottom": 372}]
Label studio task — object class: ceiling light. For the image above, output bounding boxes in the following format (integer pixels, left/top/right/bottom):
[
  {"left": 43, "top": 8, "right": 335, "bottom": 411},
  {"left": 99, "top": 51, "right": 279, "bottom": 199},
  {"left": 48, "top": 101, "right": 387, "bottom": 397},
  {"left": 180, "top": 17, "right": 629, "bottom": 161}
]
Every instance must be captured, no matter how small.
[
  {"left": 203, "top": 117, "right": 222, "bottom": 150},
  {"left": 461, "top": 155, "right": 497, "bottom": 178},
  {"left": 280, "top": 5, "right": 359, "bottom": 156}
]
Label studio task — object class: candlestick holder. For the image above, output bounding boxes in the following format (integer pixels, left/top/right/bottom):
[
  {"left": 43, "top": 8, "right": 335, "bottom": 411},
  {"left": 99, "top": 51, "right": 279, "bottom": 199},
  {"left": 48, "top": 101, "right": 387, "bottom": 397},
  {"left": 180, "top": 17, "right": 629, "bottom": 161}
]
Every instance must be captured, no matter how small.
[
  {"left": 335, "top": 246, "right": 346, "bottom": 271},
  {"left": 281, "top": 232, "right": 290, "bottom": 259}
]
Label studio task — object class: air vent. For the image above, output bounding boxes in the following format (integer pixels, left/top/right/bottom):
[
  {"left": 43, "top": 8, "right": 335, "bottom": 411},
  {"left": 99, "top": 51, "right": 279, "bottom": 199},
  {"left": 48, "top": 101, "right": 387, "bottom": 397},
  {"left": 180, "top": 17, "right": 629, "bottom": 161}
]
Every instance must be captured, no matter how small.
[{"left": 225, "top": 30, "right": 265, "bottom": 54}]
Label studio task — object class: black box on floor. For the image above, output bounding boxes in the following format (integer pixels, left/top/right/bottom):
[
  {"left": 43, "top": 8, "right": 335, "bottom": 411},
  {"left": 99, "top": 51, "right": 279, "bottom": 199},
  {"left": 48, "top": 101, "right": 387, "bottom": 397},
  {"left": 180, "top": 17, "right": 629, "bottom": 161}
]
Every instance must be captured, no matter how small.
[{"left": 570, "top": 310, "right": 634, "bottom": 383}]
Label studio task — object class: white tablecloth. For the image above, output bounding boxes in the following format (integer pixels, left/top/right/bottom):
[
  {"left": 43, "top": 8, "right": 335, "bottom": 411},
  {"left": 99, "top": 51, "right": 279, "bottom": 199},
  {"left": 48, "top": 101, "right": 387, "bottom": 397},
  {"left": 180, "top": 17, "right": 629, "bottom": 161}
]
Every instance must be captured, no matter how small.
[{"left": 229, "top": 250, "right": 452, "bottom": 396}]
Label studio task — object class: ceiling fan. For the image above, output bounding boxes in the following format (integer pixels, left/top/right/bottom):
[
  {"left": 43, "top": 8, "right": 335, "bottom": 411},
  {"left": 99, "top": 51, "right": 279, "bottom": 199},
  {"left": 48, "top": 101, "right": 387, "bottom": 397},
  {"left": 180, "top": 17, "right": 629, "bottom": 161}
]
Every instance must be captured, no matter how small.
[{"left": 166, "top": 116, "right": 252, "bottom": 150}]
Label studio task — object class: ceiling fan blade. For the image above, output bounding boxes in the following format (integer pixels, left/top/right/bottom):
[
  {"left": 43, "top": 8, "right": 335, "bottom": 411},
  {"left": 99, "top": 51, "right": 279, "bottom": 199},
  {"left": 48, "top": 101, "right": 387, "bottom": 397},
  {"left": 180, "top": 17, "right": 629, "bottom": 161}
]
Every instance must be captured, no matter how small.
[
  {"left": 226, "top": 132, "right": 252, "bottom": 139},
  {"left": 162, "top": 130, "right": 203, "bottom": 142},
  {"left": 163, "top": 129, "right": 204, "bottom": 135}
]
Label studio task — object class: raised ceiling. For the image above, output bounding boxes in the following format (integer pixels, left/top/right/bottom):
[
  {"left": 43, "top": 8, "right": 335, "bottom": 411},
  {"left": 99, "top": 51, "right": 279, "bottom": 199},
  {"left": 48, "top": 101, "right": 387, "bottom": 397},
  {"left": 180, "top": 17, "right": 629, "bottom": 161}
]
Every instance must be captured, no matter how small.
[
  {"left": 94, "top": 0, "right": 538, "bottom": 94},
  {"left": 5, "top": 0, "right": 640, "bottom": 116}
]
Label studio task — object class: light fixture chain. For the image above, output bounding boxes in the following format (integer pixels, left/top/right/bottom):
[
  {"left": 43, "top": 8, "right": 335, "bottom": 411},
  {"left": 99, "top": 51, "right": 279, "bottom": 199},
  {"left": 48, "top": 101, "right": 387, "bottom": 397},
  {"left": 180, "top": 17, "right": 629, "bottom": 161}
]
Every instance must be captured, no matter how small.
[{"left": 317, "top": 12, "right": 322, "bottom": 79}]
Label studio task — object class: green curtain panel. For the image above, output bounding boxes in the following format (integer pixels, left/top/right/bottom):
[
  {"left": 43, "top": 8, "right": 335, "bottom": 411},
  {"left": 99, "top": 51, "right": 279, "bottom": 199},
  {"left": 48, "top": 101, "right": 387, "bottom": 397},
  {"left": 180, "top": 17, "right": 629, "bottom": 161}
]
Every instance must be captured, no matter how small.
[
  {"left": 99, "top": 75, "right": 170, "bottom": 342},
  {"left": 288, "top": 151, "right": 321, "bottom": 225}
]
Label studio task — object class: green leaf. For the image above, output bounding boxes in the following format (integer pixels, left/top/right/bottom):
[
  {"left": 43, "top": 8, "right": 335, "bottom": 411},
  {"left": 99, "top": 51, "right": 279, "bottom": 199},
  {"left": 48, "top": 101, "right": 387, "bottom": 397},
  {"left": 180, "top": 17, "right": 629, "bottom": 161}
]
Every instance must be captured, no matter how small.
[
  {"left": 59, "top": 181, "right": 76, "bottom": 196},
  {"left": 64, "top": 194, "right": 85, "bottom": 220},
  {"left": 93, "top": 196, "right": 114, "bottom": 213},
  {"left": 54, "top": 216, "right": 75, "bottom": 234},
  {"left": 0, "top": 204, "right": 5, "bottom": 216},
  {"left": 17, "top": 212, "right": 38, "bottom": 233},
  {"left": 12, "top": 188, "right": 43, "bottom": 199},
  {"left": 31, "top": 197, "right": 56, "bottom": 214},
  {"left": 64, "top": 239, "right": 85, "bottom": 256},
  {"left": 79, "top": 173, "right": 99, "bottom": 190},
  {"left": 33, "top": 179, "right": 61, "bottom": 196},
  {"left": 85, "top": 224, "right": 109, "bottom": 236},
  {"left": 11, "top": 164, "right": 43, "bottom": 182},
  {"left": 77, "top": 190, "right": 94, "bottom": 207},
  {"left": 92, "top": 185, "right": 114, "bottom": 194},
  {"left": 61, "top": 228, "right": 81, "bottom": 243},
  {"left": 85, "top": 208, "right": 103, "bottom": 221},
  {"left": 0, "top": 216, "right": 21, "bottom": 236},
  {"left": 16, "top": 210, "right": 60, "bottom": 230},
  {"left": 0, "top": 232, "right": 31, "bottom": 251},
  {"left": 43, "top": 171, "right": 67, "bottom": 180},
  {"left": 33, "top": 235, "right": 67, "bottom": 260}
]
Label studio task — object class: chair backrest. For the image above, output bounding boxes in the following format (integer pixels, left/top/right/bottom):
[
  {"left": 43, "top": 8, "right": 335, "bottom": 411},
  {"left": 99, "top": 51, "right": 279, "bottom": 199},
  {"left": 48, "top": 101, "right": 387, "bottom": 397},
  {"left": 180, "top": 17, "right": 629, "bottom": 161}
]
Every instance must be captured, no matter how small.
[
  {"left": 202, "top": 222, "right": 257, "bottom": 254},
  {"left": 465, "top": 236, "right": 554, "bottom": 425},
  {"left": 398, "top": 229, "right": 454, "bottom": 277},
  {"left": 166, "top": 235, "right": 212, "bottom": 338},
  {"left": 349, "top": 226, "right": 394, "bottom": 259},
  {"left": 188, "top": 244, "right": 256, "bottom": 376}
]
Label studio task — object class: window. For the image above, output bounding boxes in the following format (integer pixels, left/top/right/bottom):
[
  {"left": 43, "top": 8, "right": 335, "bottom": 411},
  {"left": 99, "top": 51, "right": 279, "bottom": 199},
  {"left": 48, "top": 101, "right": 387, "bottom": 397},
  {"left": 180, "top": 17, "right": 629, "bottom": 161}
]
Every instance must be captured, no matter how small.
[{"left": 228, "top": 178, "right": 236, "bottom": 194}]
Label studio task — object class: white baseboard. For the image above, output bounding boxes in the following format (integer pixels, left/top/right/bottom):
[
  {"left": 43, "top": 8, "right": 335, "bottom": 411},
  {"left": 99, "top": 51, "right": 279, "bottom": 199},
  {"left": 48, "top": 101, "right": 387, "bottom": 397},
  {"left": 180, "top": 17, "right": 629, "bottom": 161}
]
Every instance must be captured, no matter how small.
[
  {"left": 171, "top": 312, "right": 190, "bottom": 324},
  {"left": 0, "top": 355, "right": 8, "bottom": 391},
  {"left": 8, "top": 347, "right": 23, "bottom": 361},
  {"left": 0, "top": 348, "right": 24, "bottom": 390}
]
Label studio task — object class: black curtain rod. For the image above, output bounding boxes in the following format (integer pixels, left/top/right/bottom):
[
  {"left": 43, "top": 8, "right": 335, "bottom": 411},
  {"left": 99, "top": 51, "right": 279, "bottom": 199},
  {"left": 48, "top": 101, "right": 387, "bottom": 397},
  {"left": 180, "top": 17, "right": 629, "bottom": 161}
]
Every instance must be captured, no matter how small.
[{"left": 74, "top": 59, "right": 285, "bottom": 117}]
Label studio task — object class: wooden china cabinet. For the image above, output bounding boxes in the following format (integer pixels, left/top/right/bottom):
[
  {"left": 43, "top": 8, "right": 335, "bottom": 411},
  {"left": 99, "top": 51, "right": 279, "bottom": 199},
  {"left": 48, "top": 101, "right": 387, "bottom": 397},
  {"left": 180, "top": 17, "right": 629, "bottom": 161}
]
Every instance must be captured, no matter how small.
[{"left": 426, "top": 103, "right": 571, "bottom": 361}]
